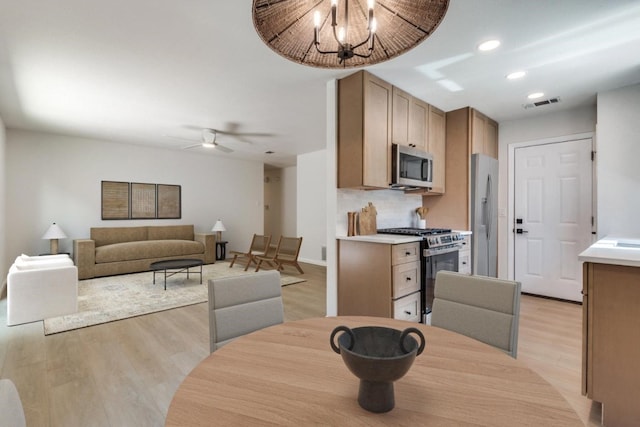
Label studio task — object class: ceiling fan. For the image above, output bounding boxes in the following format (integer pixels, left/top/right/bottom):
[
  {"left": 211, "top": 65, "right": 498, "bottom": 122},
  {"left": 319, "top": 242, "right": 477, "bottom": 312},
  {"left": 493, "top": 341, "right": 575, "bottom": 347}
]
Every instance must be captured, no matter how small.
[{"left": 181, "top": 129, "right": 234, "bottom": 153}]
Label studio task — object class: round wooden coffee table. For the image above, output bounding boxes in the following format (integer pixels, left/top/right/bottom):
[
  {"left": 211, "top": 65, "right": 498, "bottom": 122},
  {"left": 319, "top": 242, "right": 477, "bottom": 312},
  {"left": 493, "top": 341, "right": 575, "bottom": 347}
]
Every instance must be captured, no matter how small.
[{"left": 149, "top": 258, "right": 203, "bottom": 290}]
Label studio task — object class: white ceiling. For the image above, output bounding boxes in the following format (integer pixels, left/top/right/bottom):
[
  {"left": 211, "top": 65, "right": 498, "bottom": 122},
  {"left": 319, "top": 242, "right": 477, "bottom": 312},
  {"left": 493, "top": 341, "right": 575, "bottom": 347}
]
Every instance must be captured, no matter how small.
[{"left": 1, "top": 0, "right": 639, "bottom": 167}]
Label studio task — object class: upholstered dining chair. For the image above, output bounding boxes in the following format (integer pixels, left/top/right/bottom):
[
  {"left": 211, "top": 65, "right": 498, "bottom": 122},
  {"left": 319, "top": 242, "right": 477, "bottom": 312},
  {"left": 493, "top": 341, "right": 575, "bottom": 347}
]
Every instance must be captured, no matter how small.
[
  {"left": 0, "top": 379, "right": 26, "bottom": 427},
  {"left": 208, "top": 270, "right": 284, "bottom": 353},
  {"left": 228, "top": 234, "right": 271, "bottom": 271},
  {"left": 255, "top": 236, "right": 304, "bottom": 274},
  {"left": 431, "top": 271, "right": 521, "bottom": 358}
]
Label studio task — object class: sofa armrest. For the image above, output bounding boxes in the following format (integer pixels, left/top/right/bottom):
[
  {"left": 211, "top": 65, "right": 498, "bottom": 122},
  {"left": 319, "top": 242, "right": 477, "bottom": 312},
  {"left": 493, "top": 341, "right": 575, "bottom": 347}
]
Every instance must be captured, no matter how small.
[
  {"left": 195, "top": 233, "right": 216, "bottom": 264},
  {"left": 7, "top": 264, "right": 78, "bottom": 326},
  {"left": 73, "top": 239, "right": 95, "bottom": 279}
]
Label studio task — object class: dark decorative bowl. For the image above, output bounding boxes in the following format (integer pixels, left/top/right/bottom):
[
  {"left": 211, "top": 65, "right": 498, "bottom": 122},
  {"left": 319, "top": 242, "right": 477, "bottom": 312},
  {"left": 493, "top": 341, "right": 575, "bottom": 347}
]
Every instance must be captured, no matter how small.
[{"left": 330, "top": 325, "right": 425, "bottom": 413}]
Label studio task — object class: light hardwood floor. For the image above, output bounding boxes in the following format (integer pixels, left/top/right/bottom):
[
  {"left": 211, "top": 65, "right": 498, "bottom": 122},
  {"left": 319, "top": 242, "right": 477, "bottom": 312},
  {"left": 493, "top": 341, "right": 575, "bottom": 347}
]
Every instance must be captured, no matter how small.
[{"left": 1, "top": 263, "right": 601, "bottom": 426}]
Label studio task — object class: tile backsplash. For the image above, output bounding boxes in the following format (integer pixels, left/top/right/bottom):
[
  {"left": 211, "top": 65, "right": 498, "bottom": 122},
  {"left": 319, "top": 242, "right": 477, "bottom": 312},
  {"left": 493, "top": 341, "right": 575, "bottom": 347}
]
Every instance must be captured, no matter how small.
[{"left": 336, "top": 189, "right": 424, "bottom": 235}]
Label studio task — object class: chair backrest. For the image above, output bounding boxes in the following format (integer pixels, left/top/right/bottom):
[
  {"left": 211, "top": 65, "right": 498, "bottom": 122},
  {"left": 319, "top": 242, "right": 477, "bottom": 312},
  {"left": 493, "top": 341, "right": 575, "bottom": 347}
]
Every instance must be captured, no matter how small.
[
  {"left": 431, "top": 271, "right": 521, "bottom": 358},
  {"left": 208, "top": 270, "right": 284, "bottom": 353},
  {"left": 276, "top": 236, "right": 302, "bottom": 260},
  {"left": 0, "top": 379, "right": 26, "bottom": 427},
  {"left": 249, "top": 234, "right": 271, "bottom": 254}
]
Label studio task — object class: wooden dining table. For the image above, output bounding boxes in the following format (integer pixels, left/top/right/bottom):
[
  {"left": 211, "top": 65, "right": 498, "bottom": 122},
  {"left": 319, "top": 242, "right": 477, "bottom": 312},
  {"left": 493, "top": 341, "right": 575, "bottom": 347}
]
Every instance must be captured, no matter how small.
[{"left": 165, "top": 316, "right": 583, "bottom": 426}]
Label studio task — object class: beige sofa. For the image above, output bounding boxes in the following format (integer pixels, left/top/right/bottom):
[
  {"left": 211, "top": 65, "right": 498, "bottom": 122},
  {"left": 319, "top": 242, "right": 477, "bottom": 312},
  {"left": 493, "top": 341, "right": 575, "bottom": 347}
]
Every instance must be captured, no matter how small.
[{"left": 73, "top": 225, "right": 215, "bottom": 279}]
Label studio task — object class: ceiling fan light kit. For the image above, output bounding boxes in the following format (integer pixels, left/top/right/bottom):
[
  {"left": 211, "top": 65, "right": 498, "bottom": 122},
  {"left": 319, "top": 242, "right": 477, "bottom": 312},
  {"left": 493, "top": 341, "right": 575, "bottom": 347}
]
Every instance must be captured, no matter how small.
[{"left": 252, "top": 0, "right": 450, "bottom": 68}]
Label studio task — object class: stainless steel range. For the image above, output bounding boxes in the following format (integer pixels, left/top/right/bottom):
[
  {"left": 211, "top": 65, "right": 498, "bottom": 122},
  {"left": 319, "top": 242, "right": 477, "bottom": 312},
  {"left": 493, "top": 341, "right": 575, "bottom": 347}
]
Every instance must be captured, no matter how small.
[{"left": 377, "top": 227, "right": 463, "bottom": 323}]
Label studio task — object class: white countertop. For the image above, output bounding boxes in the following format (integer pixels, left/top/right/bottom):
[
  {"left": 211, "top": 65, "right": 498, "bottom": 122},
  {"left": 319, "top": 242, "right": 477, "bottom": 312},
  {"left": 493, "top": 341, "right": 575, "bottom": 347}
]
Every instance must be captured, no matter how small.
[
  {"left": 336, "top": 234, "right": 423, "bottom": 244},
  {"left": 579, "top": 236, "right": 640, "bottom": 268}
]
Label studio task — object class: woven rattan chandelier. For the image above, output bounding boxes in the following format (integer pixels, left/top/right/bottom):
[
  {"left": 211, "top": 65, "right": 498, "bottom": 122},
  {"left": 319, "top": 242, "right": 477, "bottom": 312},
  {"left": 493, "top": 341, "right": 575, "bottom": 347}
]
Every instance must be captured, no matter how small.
[{"left": 252, "top": 0, "right": 449, "bottom": 69}]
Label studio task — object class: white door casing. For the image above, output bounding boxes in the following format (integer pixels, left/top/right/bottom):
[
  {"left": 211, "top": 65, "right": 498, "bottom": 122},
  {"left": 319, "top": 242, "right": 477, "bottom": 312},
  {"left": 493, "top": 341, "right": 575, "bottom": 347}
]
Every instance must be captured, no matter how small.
[{"left": 514, "top": 138, "right": 592, "bottom": 301}]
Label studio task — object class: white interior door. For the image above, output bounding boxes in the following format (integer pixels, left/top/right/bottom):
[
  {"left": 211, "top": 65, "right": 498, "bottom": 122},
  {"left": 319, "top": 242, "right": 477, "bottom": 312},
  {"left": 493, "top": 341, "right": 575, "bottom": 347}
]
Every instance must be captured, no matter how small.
[{"left": 514, "top": 139, "right": 592, "bottom": 301}]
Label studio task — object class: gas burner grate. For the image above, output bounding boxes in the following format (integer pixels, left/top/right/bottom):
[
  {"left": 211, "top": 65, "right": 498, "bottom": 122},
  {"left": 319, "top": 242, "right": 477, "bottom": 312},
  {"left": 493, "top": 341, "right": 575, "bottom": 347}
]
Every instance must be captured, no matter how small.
[{"left": 377, "top": 227, "right": 452, "bottom": 236}]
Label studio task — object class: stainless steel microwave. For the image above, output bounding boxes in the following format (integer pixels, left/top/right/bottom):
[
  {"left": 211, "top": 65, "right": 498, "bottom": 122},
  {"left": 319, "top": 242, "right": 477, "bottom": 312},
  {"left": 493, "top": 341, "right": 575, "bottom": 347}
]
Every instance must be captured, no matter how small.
[{"left": 391, "top": 144, "right": 433, "bottom": 189}]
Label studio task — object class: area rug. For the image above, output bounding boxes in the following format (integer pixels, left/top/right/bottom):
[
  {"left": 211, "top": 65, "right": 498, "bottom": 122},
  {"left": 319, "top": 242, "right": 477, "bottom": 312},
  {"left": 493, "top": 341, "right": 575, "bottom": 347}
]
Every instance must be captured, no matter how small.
[{"left": 43, "top": 262, "right": 305, "bottom": 335}]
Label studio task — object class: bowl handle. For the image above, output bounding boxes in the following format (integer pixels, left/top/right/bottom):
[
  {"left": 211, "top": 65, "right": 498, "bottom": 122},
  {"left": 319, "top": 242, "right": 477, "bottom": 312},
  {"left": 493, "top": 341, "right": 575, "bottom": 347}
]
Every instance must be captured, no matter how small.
[
  {"left": 400, "top": 327, "right": 426, "bottom": 355},
  {"left": 330, "top": 326, "right": 355, "bottom": 354}
]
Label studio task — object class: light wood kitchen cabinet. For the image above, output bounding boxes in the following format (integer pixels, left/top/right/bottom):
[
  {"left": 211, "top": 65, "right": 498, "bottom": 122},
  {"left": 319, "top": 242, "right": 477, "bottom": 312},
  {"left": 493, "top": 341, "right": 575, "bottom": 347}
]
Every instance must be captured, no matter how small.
[
  {"left": 427, "top": 105, "right": 446, "bottom": 194},
  {"left": 421, "top": 107, "right": 498, "bottom": 230},
  {"left": 471, "top": 109, "right": 498, "bottom": 159},
  {"left": 458, "top": 233, "right": 471, "bottom": 274},
  {"left": 582, "top": 262, "right": 640, "bottom": 426},
  {"left": 337, "top": 70, "right": 392, "bottom": 189},
  {"left": 338, "top": 240, "right": 421, "bottom": 322},
  {"left": 392, "top": 86, "right": 428, "bottom": 150}
]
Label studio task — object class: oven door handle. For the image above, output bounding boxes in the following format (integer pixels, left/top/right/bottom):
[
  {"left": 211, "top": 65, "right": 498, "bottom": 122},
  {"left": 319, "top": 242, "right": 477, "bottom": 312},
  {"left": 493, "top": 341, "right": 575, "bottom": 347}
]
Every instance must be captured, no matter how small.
[{"left": 423, "top": 244, "right": 462, "bottom": 257}]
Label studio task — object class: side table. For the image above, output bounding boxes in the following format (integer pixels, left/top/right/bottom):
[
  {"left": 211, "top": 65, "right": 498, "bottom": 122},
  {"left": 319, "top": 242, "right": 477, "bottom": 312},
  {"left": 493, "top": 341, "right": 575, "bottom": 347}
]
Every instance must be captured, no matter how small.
[{"left": 216, "top": 241, "right": 228, "bottom": 261}]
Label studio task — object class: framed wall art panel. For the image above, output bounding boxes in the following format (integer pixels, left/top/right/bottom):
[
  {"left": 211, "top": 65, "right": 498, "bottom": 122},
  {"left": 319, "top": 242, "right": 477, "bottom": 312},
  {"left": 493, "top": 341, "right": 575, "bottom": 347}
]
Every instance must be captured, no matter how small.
[
  {"left": 157, "top": 184, "right": 181, "bottom": 219},
  {"left": 131, "top": 182, "right": 157, "bottom": 219},
  {"left": 101, "top": 181, "right": 130, "bottom": 220}
]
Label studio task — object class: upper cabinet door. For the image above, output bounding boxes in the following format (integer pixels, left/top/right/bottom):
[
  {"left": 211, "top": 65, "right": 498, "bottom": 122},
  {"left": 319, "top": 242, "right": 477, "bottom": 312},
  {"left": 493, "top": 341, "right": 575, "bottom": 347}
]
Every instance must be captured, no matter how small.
[
  {"left": 471, "top": 109, "right": 498, "bottom": 159},
  {"left": 409, "top": 97, "right": 428, "bottom": 151},
  {"left": 428, "top": 105, "right": 446, "bottom": 194},
  {"left": 392, "top": 87, "right": 411, "bottom": 147},
  {"left": 337, "top": 70, "right": 392, "bottom": 189},
  {"left": 392, "top": 87, "right": 427, "bottom": 150}
]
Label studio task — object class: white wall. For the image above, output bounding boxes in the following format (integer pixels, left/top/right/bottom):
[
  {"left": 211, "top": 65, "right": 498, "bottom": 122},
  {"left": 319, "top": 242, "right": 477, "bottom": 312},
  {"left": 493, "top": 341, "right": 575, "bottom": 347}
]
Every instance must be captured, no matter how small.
[
  {"left": 596, "top": 83, "right": 640, "bottom": 237},
  {"left": 281, "top": 166, "right": 297, "bottom": 237},
  {"left": 264, "top": 168, "right": 283, "bottom": 240},
  {"left": 498, "top": 105, "right": 597, "bottom": 278},
  {"left": 297, "top": 150, "right": 327, "bottom": 264},
  {"left": 0, "top": 115, "right": 6, "bottom": 293},
  {"left": 4, "top": 129, "right": 264, "bottom": 270}
]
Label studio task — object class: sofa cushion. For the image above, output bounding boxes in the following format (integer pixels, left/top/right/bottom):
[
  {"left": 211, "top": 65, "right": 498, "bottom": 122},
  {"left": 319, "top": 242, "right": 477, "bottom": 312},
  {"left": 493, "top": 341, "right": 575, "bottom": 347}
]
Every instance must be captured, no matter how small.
[
  {"left": 95, "top": 240, "right": 204, "bottom": 264},
  {"left": 147, "top": 225, "right": 194, "bottom": 241},
  {"left": 91, "top": 227, "right": 148, "bottom": 247}
]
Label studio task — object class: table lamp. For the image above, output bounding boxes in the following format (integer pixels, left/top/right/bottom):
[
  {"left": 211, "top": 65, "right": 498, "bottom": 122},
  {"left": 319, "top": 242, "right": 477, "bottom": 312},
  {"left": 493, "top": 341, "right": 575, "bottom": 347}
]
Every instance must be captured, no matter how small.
[
  {"left": 42, "top": 222, "right": 67, "bottom": 254},
  {"left": 212, "top": 219, "right": 226, "bottom": 242}
]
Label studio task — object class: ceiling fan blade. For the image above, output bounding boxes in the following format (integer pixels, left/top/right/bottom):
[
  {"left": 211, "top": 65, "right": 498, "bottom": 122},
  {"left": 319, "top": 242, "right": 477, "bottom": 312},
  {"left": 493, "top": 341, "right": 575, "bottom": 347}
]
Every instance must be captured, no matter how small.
[
  {"left": 182, "top": 143, "right": 202, "bottom": 150},
  {"left": 214, "top": 144, "right": 234, "bottom": 153}
]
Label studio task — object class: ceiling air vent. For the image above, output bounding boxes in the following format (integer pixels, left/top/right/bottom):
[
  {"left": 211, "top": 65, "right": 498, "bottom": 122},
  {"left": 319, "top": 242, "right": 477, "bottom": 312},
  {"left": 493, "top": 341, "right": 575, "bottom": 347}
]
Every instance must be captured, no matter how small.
[{"left": 523, "top": 96, "right": 561, "bottom": 109}]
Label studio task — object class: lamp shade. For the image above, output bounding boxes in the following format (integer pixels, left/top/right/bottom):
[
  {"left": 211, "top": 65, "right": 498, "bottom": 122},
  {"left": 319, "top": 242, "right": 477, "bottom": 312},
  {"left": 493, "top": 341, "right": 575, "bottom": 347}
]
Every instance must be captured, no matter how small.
[
  {"left": 42, "top": 223, "right": 67, "bottom": 240},
  {"left": 212, "top": 220, "right": 226, "bottom": 233}
]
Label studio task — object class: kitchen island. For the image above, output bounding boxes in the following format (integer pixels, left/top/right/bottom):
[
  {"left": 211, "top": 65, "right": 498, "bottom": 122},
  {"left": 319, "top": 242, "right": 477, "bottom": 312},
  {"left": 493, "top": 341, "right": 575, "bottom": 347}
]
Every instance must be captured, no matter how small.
[{"left": 579, "top": 236, "right": 640, "bottom": 426}]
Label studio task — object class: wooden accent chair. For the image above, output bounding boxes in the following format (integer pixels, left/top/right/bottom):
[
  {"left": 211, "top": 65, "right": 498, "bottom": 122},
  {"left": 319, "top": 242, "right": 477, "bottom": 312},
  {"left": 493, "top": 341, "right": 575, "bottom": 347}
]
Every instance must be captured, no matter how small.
[
  {"left": 208, "top": 270, "right": 284, "bottom": 353},
  {"left": 255, "top": 236, "right": 304, "bottom": 274},
  {"left": 228, "top": 234, "right": 271, "bottom": 271},
  {"left": 431, "top": 271, "right": 521, "bottom": 358}
]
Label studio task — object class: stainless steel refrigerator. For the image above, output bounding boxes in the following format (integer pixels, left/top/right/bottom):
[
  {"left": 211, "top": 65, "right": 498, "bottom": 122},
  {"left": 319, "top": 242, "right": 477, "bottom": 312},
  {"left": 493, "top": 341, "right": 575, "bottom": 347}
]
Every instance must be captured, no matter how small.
[{"left": 470, "top": 153, "right": 498, "bottom": 277}]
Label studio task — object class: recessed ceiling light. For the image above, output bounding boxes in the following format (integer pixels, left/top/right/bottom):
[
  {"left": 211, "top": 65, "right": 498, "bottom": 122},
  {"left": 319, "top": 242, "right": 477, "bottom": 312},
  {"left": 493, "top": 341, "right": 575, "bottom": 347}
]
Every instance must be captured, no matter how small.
[
  {"left": 478, "top": 39, "right": 500, "bottom": 51},
  {"left": 506, "top": 71, "right": 526, "bottom": 80},
  {"left": 528, "top": 92, "right": 545, "bottom": 99}
]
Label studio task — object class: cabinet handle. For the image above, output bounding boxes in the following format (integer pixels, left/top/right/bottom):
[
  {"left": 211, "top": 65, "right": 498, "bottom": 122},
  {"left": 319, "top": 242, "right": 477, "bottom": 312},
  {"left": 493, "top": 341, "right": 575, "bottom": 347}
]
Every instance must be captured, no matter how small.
[
  {"left": 406, "top": 277, "right": 412, "bottom": 281},
  {"left": 404, "top": 310, "right": 412, "bottom": 315},
  {"left": 405, "top": 251, "right": 411, "bottom": 256},
  {"left": 462, "top": 261, "right": 467, "bottom": 265}
]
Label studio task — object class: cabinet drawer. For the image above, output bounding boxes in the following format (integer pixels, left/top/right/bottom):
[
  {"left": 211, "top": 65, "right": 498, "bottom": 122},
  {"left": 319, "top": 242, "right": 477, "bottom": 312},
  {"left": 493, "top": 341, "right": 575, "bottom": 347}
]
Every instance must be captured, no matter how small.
[
  {"left": 459, "top": 251, "right": 471, "bottom": 275},
  {"left": 393, "top": 261, "right": 420, "bottom": 298},
  {"left": 393, "top": 291, "right": 421, "bottom": 323},
  {"left": 458, "top": 234, "right": 471, "bottom": 251},
  {"left": 392, "top": 242, "right": 420, "bottom": 265}
]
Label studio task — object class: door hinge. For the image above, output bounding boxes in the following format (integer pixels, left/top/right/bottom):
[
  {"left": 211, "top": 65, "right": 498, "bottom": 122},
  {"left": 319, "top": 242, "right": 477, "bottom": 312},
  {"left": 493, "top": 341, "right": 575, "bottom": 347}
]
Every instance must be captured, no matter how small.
[
  {"left": 591, "top": 150, "right": 596, "bottom": 161},
  {"left": 591, "top": 216, "right": 594, "bottom": 226}
]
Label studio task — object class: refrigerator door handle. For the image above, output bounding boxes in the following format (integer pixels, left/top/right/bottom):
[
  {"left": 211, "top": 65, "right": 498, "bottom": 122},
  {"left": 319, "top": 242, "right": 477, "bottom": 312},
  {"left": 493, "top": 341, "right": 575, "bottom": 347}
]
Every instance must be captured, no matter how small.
[{"left": 486, "top": 175, "right": 492, "bottom": 240}]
